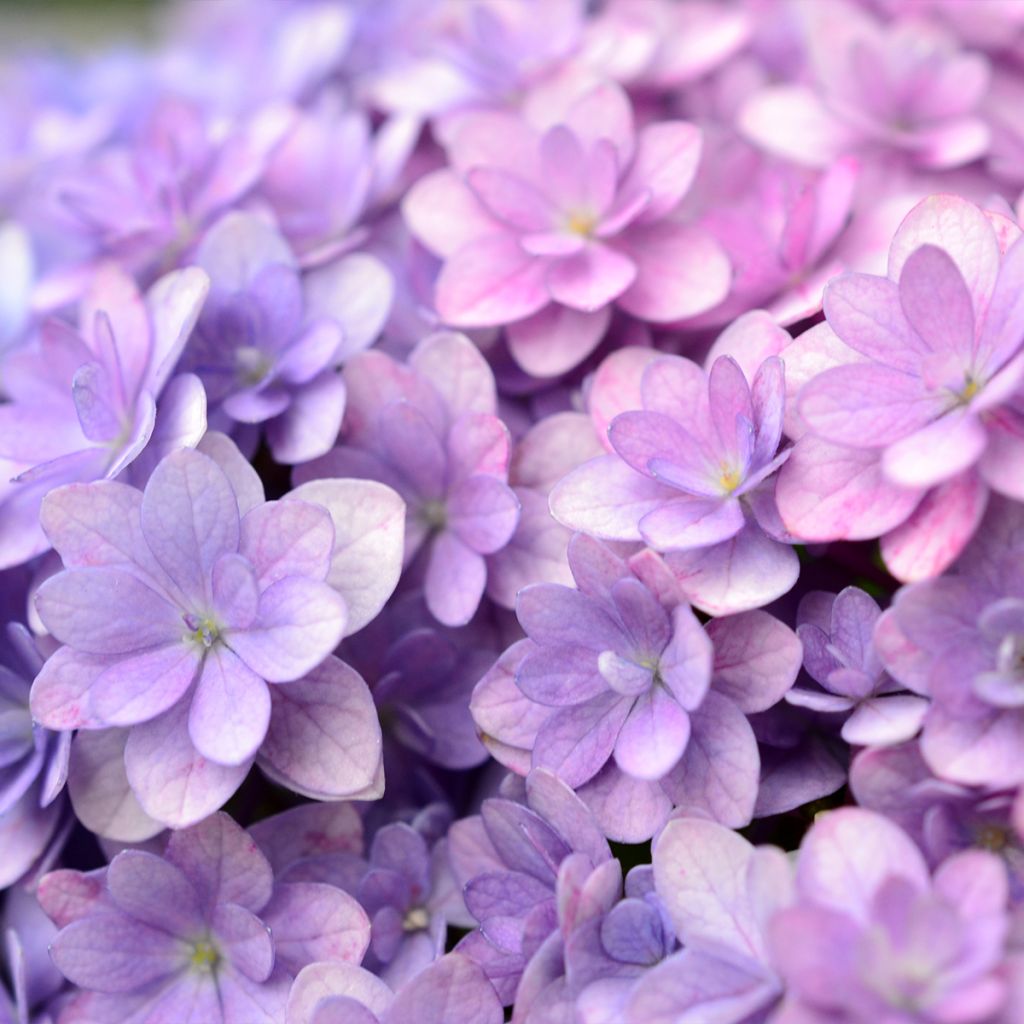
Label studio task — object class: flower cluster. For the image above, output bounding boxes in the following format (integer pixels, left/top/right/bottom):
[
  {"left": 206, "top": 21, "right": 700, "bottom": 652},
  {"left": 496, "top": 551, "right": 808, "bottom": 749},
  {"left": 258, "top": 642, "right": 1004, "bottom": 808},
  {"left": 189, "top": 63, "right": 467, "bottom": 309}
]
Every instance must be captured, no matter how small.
[{"left": 2, "top": 1, "right": 1024, "bottom": 1023}]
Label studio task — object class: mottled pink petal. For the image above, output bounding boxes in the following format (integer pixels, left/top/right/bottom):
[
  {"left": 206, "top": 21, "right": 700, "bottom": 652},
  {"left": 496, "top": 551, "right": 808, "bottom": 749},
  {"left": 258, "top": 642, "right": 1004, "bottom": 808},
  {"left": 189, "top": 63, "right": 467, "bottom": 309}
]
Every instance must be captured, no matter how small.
[
  {"left": 89, "top": 643, "right": 201, "bottom": 727},
  {"left": 403, "top": 170, "right": 497, "bottom": 258},
  {"left": 506, "top": 304, "right": 610, "bottom": 379},
  {"left": 881, "top": 411, "right": 987, "bottom": 488},
  {"left": 639, "top": 496, "right": 744, "bottom": 550},
  {"left": 616, "top": 222, "right": 731, "bottom": 323},
  {"left": 239, "top": 499, "right": 334, "bottom": 589},
  {"left": 434, "top": 236, "right": 549, "bottom": 328},
  {"left": 546, "top": 244, "right": 637, "bottom": 312}
]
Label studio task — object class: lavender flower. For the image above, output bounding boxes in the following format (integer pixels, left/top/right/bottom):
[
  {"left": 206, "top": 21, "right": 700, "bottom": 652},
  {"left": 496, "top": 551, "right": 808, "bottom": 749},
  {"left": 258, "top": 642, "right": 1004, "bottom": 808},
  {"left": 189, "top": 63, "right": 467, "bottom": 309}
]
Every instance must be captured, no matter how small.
[
  {"left": 551, "top": 354, "right": 798, "bottom": 614},
  {"left": 786, "top": 586, "right": 927, "bottom": 746},
  {"left": 38, "top": 812, "right": 370, "bottom": 1024}
]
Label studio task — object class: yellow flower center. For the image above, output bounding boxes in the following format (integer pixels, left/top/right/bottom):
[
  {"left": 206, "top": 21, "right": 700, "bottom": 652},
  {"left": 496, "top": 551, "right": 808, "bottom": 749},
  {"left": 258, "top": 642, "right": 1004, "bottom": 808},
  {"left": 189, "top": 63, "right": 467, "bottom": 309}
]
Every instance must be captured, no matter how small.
[
  {"left": 719, "top": 467, "right": 743, "bottom": 494},
  {"left": 190, "top": 940, "right": 220, "bottom": 973},
  {"left": 565, "top": 210, "right": 598, "bottom": 237}
]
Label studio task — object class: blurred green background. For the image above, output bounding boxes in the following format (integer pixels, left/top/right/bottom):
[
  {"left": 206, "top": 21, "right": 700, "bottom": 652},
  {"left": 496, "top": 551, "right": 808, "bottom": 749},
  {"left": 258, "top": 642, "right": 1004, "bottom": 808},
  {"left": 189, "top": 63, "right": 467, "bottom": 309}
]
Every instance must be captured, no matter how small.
[{"left": 0, "top": 0, "right": 167, "bottom": 50}]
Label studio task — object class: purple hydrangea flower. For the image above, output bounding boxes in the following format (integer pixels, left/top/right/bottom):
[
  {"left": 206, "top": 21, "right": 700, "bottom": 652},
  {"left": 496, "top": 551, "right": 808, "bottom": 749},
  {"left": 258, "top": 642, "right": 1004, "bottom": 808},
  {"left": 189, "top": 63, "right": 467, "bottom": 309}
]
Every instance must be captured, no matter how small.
[
  {"left": 38, "top": 812, "right": 370, "bottom": 1024},
  {"left": 769, "top": 808, "right": 1011, "bottom": 1024},
  {"left": 0, "top": 263, "right": 208, "bottom": 569},
  {"left": 0, "top": 621, "right": 70, "bottom": 890},
  {"left": 286, "top": 952, "right": 503, "bottom": 1024},
  {"left": 777, "top": 194, "right": 1024, "bottom": 582},
  {"left": 31, "top": 442, "right": 404, "bottom": 827},
  {"left": 296, "top": 331, "right": 520, "bottom": 627},
  {"left": 852, "top": 741, "right": 1024, "bottom": 899},
  {"left": 524, "top": 863, "right": 676, "bottom": 1024},
  {"left": 786, "top": 586, "right": 928, "bottom": 746},
  {"left": 187, "top": 211, "right": 393, "bottom": 464},
  {"left": 625, "top": 816, "right": 790, "bottom": 1024},
  {"left": 447, "top": 768, "right": 612, "bottom": 1003},
  {"left": 550, "top": 353, "right": 798, "bottom": 614},
  {"left": 55, "top": 96, "right": 293, "bottom": 280},
  {"left": 473, "top": 534, "right": 801, "bottom": 841},
  {"left": 403, "top": 81, "right": 729, "bottom": 377}
]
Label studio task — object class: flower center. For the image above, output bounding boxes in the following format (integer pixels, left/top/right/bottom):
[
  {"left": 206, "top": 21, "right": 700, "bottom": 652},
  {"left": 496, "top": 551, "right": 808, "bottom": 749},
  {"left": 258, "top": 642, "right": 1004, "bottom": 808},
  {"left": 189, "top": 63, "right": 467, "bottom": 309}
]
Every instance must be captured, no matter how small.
[
  {"left": 976, "top": 823, "right": 1011, "bottom": 852},
  {"left": 565, "top": 210, "right": 597, "bottom": 237},
  {"left": 718, "top": 466, "right": 743, "bottom": 494},
  {"left": 189, "top": 939, "right": 220, "bottom": 974},
  {"left": 420, "top": 500, "right": 447, "bottom": 530},
  {"left": 235, "top": 345, "right": 273, "bottom": 387},
  {"left": 403, "top": 906, "right": 429, "bottom": 932},
  {"left": 184, "top": 613, "right": 221, "bottom": 649}
]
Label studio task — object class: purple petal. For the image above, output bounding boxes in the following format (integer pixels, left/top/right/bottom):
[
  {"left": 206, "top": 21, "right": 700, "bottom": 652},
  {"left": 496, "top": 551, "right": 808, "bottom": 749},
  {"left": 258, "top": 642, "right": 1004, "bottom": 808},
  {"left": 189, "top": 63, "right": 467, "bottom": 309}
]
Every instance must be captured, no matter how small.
[
  {"left": 424, "top": 532, "right": 486, "bottom": 628},
  {"left": 267, "top": 370, "right": 347, "bottom": 465},
  {"left": 898, "top": 244, "right": 975, "bottom": 357},
  {"left": 140, "top": 449, "right": 241, "bottom": 607},
  {"left": 546, "top": 244, "right": 637, "bottom": 312},
  {"left": 35, "top": 568, "right": 180, "bottom": 655},
  {"left": 517, "top": 645, "right": 605, "bottom": 707},
  {"left": 211, "top": 553, "right": 259, "bottom": 629},
  {"left": 228, "top": 576, "right": 347, "bottom": 682},
  {"left": 289, "top": 479, "right": 405, "bottom": 637},
  {"left": 188, "top": 646, "right": 271, "bottom": 766},
  {"left": 662, "top": 691, "right": 759, "bottom": 828},
  {"left": 638, "top": 496, "right": 745, "bottom": 551},
  {"left": 50, "top": 911, "right": 185, "bottom": 993},
  {"left": 880, "top": 410, "right": 987, "bottom": 488},
  {"left": 614, "top": 688, "right": 690, "bottom": 780},
  {"left": 107, "top": 850, "right": 202, "bottom": 938},
  {"left": 259, "top": 656, "right": 382, "bottom": 800},
  {"left": 89, "top": 643, "right": 201, "bottom": 727},
  {"left": 287, "top": 962, "right": 393, "bottom": 1023},
  {"left": 124, "top": 703, "right": 250, "bottom": 828},
  {"left": 447, "top": 476, "right": 520, "bottom": 555},
  {"left": 239, "top": 499, "right": 334, "bottom": 589},
  {"left": 707, "top": 610, "right": 801, "bottom": 714},
  {"left": 386, "top": 953, "right": 503, "bottom": 1024},
  {"left": 533, "top": 692, "right": 631, "bottom": 788},
  {"left": 212, "top": 902, "right": 274, "bottom": 983}
]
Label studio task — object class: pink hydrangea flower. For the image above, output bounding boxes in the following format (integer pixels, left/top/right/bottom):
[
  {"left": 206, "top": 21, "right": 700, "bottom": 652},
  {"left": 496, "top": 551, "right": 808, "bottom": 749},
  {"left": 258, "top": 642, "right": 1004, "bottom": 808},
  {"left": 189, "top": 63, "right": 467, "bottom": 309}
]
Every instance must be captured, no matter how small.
[{"left": 403, "top": 81, "right": 730, "bottom": 377}]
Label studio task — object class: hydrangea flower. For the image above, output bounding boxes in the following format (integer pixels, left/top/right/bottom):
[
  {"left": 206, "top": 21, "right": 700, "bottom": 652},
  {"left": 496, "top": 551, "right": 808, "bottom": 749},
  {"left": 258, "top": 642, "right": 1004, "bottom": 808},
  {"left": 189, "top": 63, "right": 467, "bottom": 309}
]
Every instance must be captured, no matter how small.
[
  {"left": 777, "top": 194, "right": 1024, "bottom": 581},
  {"left": 403, "top": 80, "right": 730, "bottom": 376},
  {"left": 55, "top": 96, "right": 293, "bottom": 280},
  {"left": 739, "top": 0, "right": 992, "bottom": 170},
  {"left": 625, "top": 816, "right": 790, "bottom": 1024},
  {"left": 550, "top": 353, "right": 798, "bottom": 614},
  {"left": 786, "top": 586, "right": 928, "bottom": 746},
  {"left": 473, "top": 535, "right": 801, "bottom": 841},
  {"left": 851, "top": 741, "right": 1024, "bottom": 898},
  {"left": 296, "top": 331, "right": 520, "bottom": 627},
  {"left": 31, "top": 442, "right": 403, "bottom": 827},
  {"left": 186, "top": 211, "right": 393, "bottom": 463},
  {"left": 769, "top": 808, "right": 1011, "bottom": 1024},
  {"left": 0, "top": 263, "right": 208, "bottom": 569},
  {"left": 0, "top": 621, "right": 70, "bottom": 890},
  {"left": 38, "top": 812, "right": 370, "bottom": 1024},
  {"left": 447, "top": 769, "right": 612, "bottom": 1003},
  {"left": 286, "top": 953, "right": 503, "bottom": 1024}
]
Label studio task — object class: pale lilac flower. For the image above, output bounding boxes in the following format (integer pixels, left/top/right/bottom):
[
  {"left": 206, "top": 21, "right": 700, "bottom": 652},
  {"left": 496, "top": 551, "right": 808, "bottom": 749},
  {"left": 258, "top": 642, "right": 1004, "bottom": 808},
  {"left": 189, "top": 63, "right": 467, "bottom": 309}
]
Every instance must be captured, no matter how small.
[
  {"left": 403, "top": 81, "right": 729, "bottom": 377},
  {"left": 739, "top": 0, "right": 992, "bottom": 170},
  {"left": 852, "top": 741, "right": 1024, "bottom": 899},
  {"left": 473, "top": 536, "right": 801, "bottom": 842},
  {"left": 625, "top": 816, "right": 791, "bottom": 1024},
  {"left": 296, "top": 331, "right": 520, "bottom": 627},
  {"left": 0, "top": 263, "right": 208, "bottom": 569},
  {"left": 31, "top": 443, "right": 404, "bottom": 828},
  {"left": 258, "top": 93, "right": 418, "bottom": 266},
  {"left": 55, "top": 96, "right": 292, "bottom": 279},
  {"left": 769, "top": 808, "right": 1011, "bottom": 1024},
  {"left": 0, "top": 222, "right": 33, "bottom": 355},
  {"left": 786, "top": 586, "right": 928, "bottom": 746},
  {"left": 548, "top": 866, "right": 676, "bottom": 1024},
  {"left": 777, "top": 194, "right": 1024, "bottom": 581},
  {"left": 286, "top": 953, "right": 503, "bottom": 1024},
  {"left": 39, "top": 812, "right": 370, "bottom": 1024},
  {"left": 187, "top": 211, "right": 393, "bottom": 464},
  {"left": 447, "top": 769, "right": 612, "bottom": 1003},
  {"left": 550, "top": 353, "right": 798, "bottom": 614},
  {"left": 0, "top": 621, "right": 70, "bottom": 890},
  {"left": 358, "top": 0, "right": 585, "bottom": 119}
]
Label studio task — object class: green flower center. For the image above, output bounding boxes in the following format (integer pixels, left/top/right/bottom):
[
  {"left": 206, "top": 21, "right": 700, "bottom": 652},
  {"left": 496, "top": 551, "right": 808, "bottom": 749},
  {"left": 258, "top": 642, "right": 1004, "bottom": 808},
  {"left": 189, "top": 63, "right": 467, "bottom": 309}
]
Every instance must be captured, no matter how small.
[{"left": 189, "top": 939, "right": 220, "bottom": 973}]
